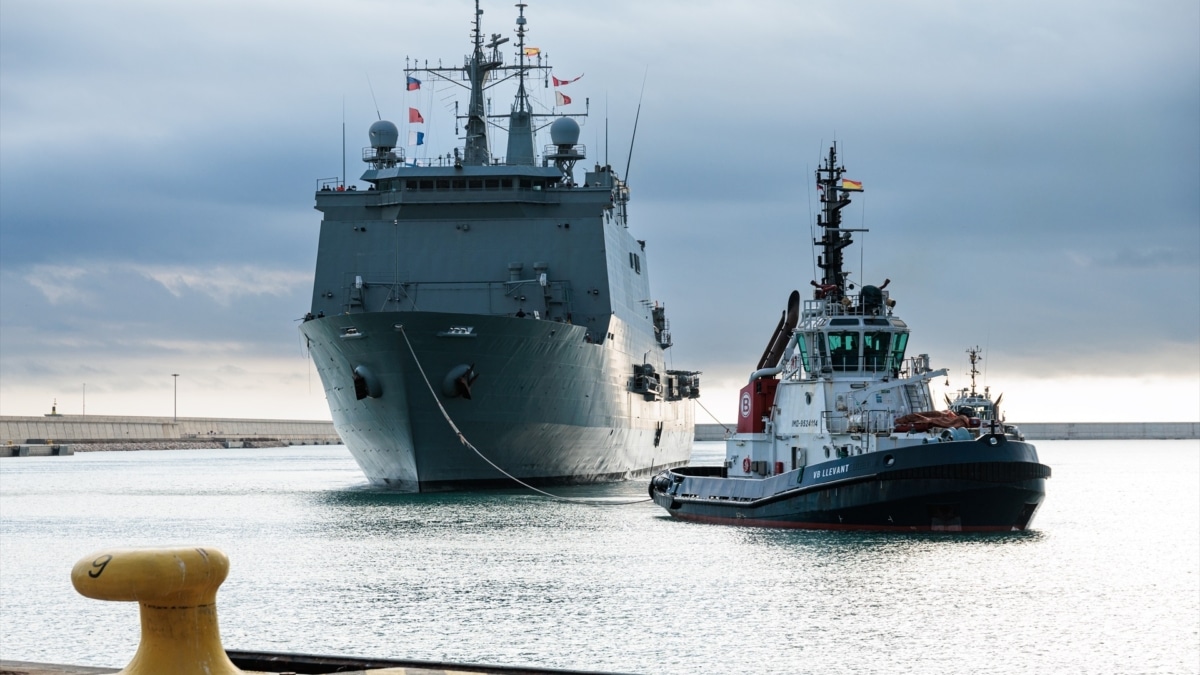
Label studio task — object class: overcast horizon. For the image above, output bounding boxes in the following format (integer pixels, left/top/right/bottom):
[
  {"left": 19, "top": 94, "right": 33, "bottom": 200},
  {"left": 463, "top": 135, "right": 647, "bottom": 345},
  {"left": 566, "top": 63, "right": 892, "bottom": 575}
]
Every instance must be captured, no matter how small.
[{"left": 2, "top": 0, "right": 1197, "bottom": 424}]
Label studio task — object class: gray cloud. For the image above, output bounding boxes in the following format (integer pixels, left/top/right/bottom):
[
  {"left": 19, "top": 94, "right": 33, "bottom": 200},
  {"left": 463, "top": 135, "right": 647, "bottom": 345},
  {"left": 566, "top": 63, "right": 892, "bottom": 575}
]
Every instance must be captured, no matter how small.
[{"left": 1, "top": 0, "right": 1197, "bottom": 420}]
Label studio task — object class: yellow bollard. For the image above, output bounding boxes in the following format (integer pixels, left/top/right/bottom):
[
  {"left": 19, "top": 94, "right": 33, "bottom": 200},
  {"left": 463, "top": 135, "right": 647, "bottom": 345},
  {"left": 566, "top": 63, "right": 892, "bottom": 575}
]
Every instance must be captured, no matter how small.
[{"left": 71, "top": 547, "right": 242, "bottom": 675}]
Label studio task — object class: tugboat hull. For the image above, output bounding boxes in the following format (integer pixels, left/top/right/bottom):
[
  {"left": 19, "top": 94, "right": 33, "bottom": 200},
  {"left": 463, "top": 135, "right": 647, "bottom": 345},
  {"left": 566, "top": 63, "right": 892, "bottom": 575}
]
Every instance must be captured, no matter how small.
[{"left": 651, "top": 438, "right": 1050, "bottom": 531}]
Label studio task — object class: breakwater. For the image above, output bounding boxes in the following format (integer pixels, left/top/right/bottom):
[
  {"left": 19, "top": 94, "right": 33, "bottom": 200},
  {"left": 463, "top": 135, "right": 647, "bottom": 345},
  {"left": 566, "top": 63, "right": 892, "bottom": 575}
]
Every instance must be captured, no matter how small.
[
  {"left": 1, "top": 415, "right": 340, "bottom": 451},
  {"left": 3, "top": 417, "right": 1194, "bottom": 453}
]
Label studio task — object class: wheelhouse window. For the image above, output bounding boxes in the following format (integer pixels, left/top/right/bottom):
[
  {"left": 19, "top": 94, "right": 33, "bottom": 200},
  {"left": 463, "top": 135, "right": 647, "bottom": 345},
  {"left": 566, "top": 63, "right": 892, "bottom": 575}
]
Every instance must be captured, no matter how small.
[
  {"left": 828, "top": 332, "right": 858, "bottom": 372},
  {"left": 888, "top": 332, "right": 909, "bottom": 372},
  {"left": 863, "top": 332, "right": 891, "bottom": 372},
  {"left": 795, "top": 334, "right": 811, "bottom": 374}
]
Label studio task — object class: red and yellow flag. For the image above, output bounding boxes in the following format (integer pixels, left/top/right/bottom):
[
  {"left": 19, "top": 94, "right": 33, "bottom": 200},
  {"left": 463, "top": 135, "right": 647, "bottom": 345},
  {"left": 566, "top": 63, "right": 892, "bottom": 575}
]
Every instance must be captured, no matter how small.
[{"left": 841, "top": 179, "right": 863, "bottom": 191}]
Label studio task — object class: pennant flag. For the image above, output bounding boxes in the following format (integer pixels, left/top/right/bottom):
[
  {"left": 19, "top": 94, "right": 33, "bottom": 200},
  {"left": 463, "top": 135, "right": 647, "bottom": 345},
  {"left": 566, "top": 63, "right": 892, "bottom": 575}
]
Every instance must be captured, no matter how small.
[
  {"left": 524, "top": 47, "right": 540, "bottom": 56},
  {"left": 552, "top": 74, "right": 583, "bottom": 86},
  {"left": 408, "top": 131, "right": 425, "bottom": 146},
  {"left": 406, "top": 76, "right": 421, "bottom": 91},
  {"left": 841, "top": 179, "right": 863, "bottom": 191},
  {"left": 555, "top": 91, "right": 572, "bottom": 106},
  {"left": 409, "top": 107, "right": 424, "bottom": 123}
]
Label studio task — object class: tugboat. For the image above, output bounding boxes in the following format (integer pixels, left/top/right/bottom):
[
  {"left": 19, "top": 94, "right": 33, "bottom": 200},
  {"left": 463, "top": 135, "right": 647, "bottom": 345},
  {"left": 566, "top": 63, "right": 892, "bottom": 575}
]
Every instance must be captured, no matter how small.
[
  {"left": 299, "top": 2, "right": 699, "bottom": 491},
  {"left": 649, "top": 144, "right": 1049, "bottom": 531},
  {"left": 945, "top": 347, "right": 1024, "bottom": 441}
]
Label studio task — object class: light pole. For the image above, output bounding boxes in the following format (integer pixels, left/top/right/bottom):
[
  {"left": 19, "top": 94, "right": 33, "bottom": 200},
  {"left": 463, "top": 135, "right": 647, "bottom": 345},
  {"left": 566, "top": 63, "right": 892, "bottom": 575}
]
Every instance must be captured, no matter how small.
[{"left": 172, "top": 374, "right": 179, "bottom": 423}]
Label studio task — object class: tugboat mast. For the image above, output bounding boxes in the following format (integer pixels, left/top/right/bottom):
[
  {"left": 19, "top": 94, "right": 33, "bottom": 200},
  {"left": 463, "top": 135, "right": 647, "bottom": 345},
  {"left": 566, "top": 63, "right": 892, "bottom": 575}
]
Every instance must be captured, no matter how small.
[
  {"left": 813, "top": 143, "right": 858, "bottom": 302},
  {"left": 966, "top": 346, "right": 983, "bottom": 397}
]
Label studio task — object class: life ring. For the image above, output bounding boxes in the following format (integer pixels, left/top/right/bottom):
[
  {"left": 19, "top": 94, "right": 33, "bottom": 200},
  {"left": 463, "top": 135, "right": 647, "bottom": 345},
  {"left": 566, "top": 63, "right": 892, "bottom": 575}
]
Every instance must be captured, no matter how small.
[{"left": 742, "top": 457, "right": 752, "bottom": 473}]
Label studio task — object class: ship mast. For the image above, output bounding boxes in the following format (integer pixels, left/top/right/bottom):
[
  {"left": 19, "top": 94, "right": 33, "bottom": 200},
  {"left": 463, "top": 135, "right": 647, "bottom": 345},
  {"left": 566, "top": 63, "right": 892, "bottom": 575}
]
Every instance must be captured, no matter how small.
[
  {"left": 462, "top": 1, "right": 498, "bottom": 165},
  {"left": 504, "top": 3, "right": 536, "bottom": 165},
  {"left": 813, "top": 143, "right": 856, "bottom": 302},
  {"left": 966, "top": 346, "right": 982, "bottom": 396},
  {"left": 405, "top": 2, "right": 585, "bottom": 168}
]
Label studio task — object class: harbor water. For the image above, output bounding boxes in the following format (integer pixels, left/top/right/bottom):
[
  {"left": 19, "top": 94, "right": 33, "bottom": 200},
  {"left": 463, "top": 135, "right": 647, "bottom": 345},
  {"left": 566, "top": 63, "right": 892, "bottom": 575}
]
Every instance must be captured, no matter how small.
[{"left": 1, "top": 440, "right": 1197, "bottom": 674}]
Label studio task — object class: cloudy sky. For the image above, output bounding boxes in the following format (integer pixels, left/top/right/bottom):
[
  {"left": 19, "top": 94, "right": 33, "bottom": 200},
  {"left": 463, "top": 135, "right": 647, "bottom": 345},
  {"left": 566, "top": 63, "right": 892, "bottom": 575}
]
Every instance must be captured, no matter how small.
[{"left": 2, "top": 0, "right": 1197, "bottom": 423}]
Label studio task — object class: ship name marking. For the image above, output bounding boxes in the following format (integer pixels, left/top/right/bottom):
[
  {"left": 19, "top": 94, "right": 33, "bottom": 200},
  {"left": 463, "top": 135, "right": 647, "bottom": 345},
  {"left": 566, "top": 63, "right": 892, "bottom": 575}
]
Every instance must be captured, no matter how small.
[{"left": 812, "top": 464, "right": 849, "bottom": 480}]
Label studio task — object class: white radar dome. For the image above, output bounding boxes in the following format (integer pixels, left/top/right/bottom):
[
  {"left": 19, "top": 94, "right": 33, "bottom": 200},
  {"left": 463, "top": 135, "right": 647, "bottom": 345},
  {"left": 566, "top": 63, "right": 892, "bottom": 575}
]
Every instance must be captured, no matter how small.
[
  {"left": 550, "top": 117, "right": 580, "bottom": 146},
  {"left": 369, "top": 120, "right": 399, "bottom": 149}
]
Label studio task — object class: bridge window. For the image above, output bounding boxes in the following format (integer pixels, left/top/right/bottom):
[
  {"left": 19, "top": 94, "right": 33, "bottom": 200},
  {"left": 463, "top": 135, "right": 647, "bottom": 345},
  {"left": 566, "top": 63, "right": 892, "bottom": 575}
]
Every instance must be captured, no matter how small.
[
  {"left": 813, "top": 334, "right": 828, "bottom": 370},
  {"left": 888, "top": 332, "right": 909, "bottom": 372},
  {"left": 796, "top": 334, "right": 810, "bottom": 373},
  {"left": 863, "top": 332, "right": 891, "bottom": 372},
  {"left": 828, "top": 332, "right": 858, "bottom": 372}
]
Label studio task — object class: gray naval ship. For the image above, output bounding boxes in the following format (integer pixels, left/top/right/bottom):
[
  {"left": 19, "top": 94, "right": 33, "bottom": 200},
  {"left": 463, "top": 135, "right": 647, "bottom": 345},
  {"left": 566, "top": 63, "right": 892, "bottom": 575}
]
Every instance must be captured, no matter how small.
[{"left": 299, "top": 1, "right": 699, "bottom": 491}]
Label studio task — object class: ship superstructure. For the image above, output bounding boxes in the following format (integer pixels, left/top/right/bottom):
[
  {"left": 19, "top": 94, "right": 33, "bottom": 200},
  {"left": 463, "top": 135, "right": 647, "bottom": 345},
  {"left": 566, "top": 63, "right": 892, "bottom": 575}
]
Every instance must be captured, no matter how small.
[
  {"left": 650, "top": 144, "right": 1048, "bottom": 531},
  {"left": 300, "top": 2, "right": 698, "bottom": 491}
]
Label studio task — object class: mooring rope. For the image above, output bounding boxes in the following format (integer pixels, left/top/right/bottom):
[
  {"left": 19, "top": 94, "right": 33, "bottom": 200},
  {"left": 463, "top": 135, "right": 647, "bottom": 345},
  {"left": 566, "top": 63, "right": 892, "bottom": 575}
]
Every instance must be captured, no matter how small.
[
  {"left": 396, "top": 325, "right": 652, "bottom": 506},
  {"left": 693, "top": 396, "right": 732, "bottom": 436}
]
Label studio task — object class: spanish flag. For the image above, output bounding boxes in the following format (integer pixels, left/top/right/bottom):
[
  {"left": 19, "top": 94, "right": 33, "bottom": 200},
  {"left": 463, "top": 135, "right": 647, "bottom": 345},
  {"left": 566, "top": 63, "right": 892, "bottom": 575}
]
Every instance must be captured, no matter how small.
[
  {"left": 524, "top": 47, "right": 540, "bottom": 56},
  {"left": 841, "top": 179, "right": 863, "bottom": 191}
]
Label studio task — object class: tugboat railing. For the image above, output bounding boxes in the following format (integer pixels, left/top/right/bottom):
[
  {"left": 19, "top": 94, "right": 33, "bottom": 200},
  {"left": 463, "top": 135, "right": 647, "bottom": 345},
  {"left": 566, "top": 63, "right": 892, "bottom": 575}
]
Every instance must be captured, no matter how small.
[{"left": 824, "top": 409, "right": 897, "bottom": 435}]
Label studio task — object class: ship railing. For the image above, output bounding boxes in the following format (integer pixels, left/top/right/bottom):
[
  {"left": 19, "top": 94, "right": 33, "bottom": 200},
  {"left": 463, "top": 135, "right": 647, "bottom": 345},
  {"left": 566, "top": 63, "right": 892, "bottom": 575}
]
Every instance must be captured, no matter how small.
[
  {"left": 824, "top": 409, "right": 898, "bottom": 435},
  {"left": 802, "top": 291, "right": 892, "bottom": 318},
  {"left": 341, "top": 278, "right": 575, "bottom": 320},
  {"left": 361, "top": 146, "right": 405, "bottom": 168},
  {"left": 316, "top": 177, "right": 345, "bottom": 192}
]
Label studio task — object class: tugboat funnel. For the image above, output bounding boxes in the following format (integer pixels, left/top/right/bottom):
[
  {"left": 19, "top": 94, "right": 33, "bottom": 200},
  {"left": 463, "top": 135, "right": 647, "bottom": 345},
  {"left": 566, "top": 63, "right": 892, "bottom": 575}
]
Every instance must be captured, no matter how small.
[{"left": 756, "top": 290, "right": 801, "bottom": 370}]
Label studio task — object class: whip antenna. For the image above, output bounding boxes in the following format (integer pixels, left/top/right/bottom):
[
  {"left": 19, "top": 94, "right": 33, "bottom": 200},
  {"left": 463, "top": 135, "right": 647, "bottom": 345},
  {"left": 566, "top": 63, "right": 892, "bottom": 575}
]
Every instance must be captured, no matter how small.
[{"left": 624, "top": 69, "right": 648, "bottom": 181}]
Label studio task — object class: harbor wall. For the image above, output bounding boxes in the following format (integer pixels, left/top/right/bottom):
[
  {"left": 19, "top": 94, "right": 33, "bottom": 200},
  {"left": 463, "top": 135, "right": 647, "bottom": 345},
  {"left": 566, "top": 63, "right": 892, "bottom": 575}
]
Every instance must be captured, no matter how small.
[
  {"left": 0, "top": 415, "right": 340, "bottom": 446},
  {"left": 694, "top": 422, "right": 1199, "bottom": 442},
  {"left": 3, "top": 417, "right": 1195, "bottom": 449}
]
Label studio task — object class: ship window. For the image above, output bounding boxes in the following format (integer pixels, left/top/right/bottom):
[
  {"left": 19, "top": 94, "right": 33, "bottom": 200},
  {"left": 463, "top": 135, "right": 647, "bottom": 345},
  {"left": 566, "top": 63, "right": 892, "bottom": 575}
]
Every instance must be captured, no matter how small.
[
  {"left": 865, "top": 318, "right": 890, "bottom": 326},
  {"left": 796, "top": 334, "right": 810, "bottom": 373},
  {"left": 501, "top": 179, "right": 513, "bottom": 188},
  {"left": 469, "top": 179, "right": 483, "bottom": 189},
  {"left": 519, "top": 179, "right": 532, "bottom": 189},
  {"left": 830, "top": 319, "right": 859, "bottom": 326},
  {"left": 814, "top": 334, "right": 828, "bottom": 371},
  {"left": 452, "top": 179, "right": 466, "bottom": 189},
  {"left": 485, "top": 179, "right": 500, "bottom": 189},
  {"left": 828, "top": 332, "right": 858, "bottom": 372},
  {"left": 630, "top": 252, "right": 641, "bottom": 274},
  {"left": 888, "top": 332, "right": 909, "bottom": 372},
  {"left": 418, "top": 180, "right": 434, "bottom": 190},
  {"left": 863, "top": 332, "right": 891, "bottom": 372},
  {"left": 436, "top": 179, "right": 450, "bottom": 189}
]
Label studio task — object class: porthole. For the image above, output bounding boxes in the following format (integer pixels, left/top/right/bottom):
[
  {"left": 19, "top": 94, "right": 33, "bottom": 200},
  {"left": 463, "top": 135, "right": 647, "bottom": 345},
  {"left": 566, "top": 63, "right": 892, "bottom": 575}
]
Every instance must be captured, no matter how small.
[{"left": 884, "top": 454, "right": 895, "bottom": 466}]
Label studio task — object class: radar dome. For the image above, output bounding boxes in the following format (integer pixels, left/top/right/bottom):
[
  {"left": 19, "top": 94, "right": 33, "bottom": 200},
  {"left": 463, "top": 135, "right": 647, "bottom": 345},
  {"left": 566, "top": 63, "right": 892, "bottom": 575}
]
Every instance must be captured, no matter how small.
[
  {"left": 550, "top": 117, "right": 580, "bottom": 146},
  {"left": 369, "top": 120, "right": 399, "bottom": 149}
]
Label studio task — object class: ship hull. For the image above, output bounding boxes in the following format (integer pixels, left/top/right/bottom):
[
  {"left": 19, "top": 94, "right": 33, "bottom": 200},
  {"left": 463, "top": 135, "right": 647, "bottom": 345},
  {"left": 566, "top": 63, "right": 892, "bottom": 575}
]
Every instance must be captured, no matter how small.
[
  {"left": 651, "top": 437, "right": 1049, "bottom": 532},
  {"left": 301, "top": 311, "right": 693, "bottom": 491}
]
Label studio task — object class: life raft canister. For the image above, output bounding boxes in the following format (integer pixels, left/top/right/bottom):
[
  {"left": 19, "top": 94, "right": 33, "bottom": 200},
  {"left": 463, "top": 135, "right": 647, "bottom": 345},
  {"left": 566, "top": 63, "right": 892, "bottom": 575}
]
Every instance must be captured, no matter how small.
[{"left": 742, "top": 456, "right": 752, "bottom": 473}]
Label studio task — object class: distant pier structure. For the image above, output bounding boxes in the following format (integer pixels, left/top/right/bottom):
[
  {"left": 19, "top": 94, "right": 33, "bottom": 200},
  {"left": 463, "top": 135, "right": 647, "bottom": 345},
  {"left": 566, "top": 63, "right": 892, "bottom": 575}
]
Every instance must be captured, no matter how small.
[
  {"left": 1, "top": 415, "right": 341, "bottom": 456},
  {"left": 2, "top": 417, "right": 1194, "bottom": 456}
]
